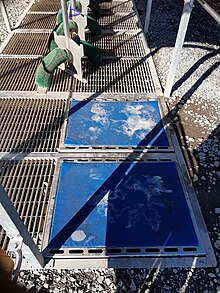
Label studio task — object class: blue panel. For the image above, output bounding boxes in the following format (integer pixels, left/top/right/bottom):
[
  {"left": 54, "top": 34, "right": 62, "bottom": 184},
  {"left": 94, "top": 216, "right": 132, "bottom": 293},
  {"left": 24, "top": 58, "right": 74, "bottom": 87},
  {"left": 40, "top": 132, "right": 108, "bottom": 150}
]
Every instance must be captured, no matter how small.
[
  {"left": 64, "top": 101, "right": 169, "bottom": 147},
  {"left": 49, "top": 162, "right": 198, "bottom": 249}
]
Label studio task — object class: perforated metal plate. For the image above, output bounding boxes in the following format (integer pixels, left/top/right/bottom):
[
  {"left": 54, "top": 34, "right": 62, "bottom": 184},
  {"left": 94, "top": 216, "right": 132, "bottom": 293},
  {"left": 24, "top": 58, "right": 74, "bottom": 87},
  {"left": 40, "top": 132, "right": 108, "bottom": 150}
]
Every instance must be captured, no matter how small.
[
  {"left": 0, "top": 159, "right": 55, "bottom": 247},
  {"left": 100, "top": 1, "right": 134, "bottom": 13},
  {"left": 75, "top": 58, "right": 156, "bottom": 93},
  {"left": 1, "top": 33, "right": 50, "bottom": 55},
  {"left": 99, "top": 13, "right": 139, "bottom": 30},
  {"left": 19, "top": 13, "right": 56, "bottom": 30},
  {"left": 0, "top": 58, "right": 72, "bottom": 92},
  {"left": 30, "top": 0, "right": 61, "bottom": 12},
  {"left": 0, "top": 98, "right": 66, "bottom": 152},
  {"left": 87, "top": 33, "right": 146, "bottom": 57}
]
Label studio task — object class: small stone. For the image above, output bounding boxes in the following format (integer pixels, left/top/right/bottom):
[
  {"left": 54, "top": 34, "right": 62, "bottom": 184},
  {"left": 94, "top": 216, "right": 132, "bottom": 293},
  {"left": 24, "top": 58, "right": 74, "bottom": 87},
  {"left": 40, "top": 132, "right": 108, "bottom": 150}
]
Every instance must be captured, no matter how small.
[
  {"left": 214, "top": 161, "right": 219, "bottom": 168},
  {"left": 208, "top": 273, "right": 216, "bottom": 278},
  {"left": 43, "top": 283, "right": 49, "bottom": 289},
  {"left": 201, "top": 176, "right": 206, "bottom": 181},
  {"left": 214, "top": 208, "right": 220, "bottom": 214},
  {"left": 193, "top": 174, "right": 198, "bottom": 182},
  {"left": 97, "top": 276, "right": 104, "bottom": 284},
  {"left": 105, "top": 278, "right": 112, "bottom": 286},
  {"left": 40, "top": 274, "right": 46, "bottom": 281},
  {"left": 214, "top": 240, "right": 220, "bottom": 249}
]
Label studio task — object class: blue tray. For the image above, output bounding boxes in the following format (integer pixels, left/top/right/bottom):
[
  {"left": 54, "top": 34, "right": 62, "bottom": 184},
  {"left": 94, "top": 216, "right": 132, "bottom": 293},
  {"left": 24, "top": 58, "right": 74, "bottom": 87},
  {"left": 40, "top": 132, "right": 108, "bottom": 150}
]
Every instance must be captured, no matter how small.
[
  {"left": 49, "top": 161, "right": 198, "bottom": 249},
  {"left": 64, "top": 101, "right": 169, "bottom": 147}
]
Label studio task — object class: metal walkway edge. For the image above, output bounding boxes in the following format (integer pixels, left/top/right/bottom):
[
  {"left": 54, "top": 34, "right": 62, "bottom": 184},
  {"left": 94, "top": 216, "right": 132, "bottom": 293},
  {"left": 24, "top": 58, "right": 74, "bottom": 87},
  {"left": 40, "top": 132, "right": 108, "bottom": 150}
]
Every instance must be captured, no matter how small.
[{"left": 0, "top": 0, "right": 216, "bottom": 269}]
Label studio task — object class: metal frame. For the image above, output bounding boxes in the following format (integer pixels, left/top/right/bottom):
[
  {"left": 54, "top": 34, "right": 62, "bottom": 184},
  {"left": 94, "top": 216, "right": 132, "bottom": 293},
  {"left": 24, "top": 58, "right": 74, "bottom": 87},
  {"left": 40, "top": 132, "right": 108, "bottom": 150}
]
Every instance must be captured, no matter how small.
[
  {"left": 0, "top": 184, "right": 44, "bottom": 268},
  {"left": 40, "top": 153, "right": 216, "bottom": 269}
]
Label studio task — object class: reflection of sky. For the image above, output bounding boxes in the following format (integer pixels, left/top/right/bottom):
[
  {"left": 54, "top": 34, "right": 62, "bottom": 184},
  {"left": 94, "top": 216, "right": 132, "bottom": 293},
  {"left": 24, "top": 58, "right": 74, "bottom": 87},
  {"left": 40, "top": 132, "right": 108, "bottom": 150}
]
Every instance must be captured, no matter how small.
[
  {"left": 49, "top": 162, "right": 198, "bottom": 248},
  {"left": 64, "top": 101, "right": 169, "bottom": 146}
]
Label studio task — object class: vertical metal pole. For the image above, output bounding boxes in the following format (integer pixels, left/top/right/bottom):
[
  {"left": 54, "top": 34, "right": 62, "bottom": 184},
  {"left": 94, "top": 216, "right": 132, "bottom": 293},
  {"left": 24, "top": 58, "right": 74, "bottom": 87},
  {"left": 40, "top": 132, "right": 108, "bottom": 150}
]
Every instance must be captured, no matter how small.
[
  {"left": 164, "top": 0, "right": 194, "bottom": 98},
  {"left": 0, "top": 0, "right": 11, "bottom": 33},
  {"left": 0, "top": 184, "right": 44, "bottom": 269},
  {"left": 61, "top": 0, "right": 71, "bottom": 50},
  {"left": 144, "top": 0, "right": 153, "bottom": 34}
]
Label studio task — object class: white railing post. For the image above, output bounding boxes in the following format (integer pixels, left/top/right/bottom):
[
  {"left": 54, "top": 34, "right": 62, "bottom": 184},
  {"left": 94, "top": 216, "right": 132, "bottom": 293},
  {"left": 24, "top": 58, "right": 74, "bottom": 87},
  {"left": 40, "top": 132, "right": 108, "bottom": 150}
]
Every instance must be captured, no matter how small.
[
  {"left": 144, "top": 0, "right": 153, "bottom": 34},
  {"left": 164, "top": 0, "right": 194, "bottom": 98}
]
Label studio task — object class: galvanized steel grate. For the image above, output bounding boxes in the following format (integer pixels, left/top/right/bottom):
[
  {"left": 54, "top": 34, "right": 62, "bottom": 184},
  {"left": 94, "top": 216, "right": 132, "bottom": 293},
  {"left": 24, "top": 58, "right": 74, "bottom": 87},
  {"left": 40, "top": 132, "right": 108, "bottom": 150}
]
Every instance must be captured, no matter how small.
[
  {"left": 19, "top": 13, "right": 56, "bottom": 30},
  {"left": 30, "top": 0, "right": 61, "bottom": 12},
  {"left": 99, "top": 13, "right": 139, "bottom": 30},
  {"left": 0, "top": 58, "right": 72, "bottom": 92},
  {"left": 87, "top": 33, "right": 146, "bottom": 57},
  {"left": 0, "top": 58, "right": 39, "bottom": 91},
  {"left": 0, "top": 98, "right": 66, "bottom": 152},
  {"left": 74, "top": 58, "right": 156, "bottom": 93},
  {"left": 100, "top": 0, "right": 134, "bottom": 13},
  {"left": 1, "top": 33, "right": 50, "bottom": 55},
  {"left": 0, "top": 159, "right": 55, "bottom": 247}
]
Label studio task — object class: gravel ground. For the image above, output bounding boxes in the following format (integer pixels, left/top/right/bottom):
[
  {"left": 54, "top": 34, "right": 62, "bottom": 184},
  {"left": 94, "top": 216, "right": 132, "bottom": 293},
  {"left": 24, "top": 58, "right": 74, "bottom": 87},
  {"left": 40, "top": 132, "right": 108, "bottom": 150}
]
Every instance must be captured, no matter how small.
[{"left": 1, "top": 0, "right": 220, "bottom": 292}]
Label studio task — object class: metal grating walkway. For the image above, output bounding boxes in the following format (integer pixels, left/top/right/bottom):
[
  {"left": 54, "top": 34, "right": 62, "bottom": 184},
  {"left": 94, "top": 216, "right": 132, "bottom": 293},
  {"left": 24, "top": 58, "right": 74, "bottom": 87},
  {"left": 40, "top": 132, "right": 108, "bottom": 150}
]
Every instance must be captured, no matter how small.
[{"left": 0, "top": 0, "right": 216, "bottom": 269}]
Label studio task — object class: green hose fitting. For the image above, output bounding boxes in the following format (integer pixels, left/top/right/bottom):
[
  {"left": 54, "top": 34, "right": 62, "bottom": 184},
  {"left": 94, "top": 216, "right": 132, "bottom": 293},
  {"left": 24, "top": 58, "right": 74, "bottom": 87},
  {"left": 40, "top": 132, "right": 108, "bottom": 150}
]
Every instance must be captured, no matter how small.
[
  {"left": 48, "top": 20, "right": 77, "bottom": 52},
  {"left": 86, "top": 15, "right": 101, "bottom": 36},
  {"left": 35, "top": 48, "right": 68, "bottom": 89},
  {"left": 80, "top": 39, "right": 102, "bottom": 65}
]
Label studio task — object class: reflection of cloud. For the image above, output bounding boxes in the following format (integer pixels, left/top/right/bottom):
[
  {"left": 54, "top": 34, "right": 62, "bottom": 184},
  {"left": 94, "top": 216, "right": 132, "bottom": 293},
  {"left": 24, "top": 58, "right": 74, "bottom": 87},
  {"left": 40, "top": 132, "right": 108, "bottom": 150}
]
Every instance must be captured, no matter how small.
[
  {"left": 107, "top": 174, "right": 173, "bottom": 232},
  {"left": 122, "top": 116, "right": 156, "bottom": 138},
  {"left": 89, "top": 126, "right": 101, "bottom": 140},
  {"left": 121, "top": 104, "right": 157, "bottom": 139},
  {"left": 91, "top": 103, "right": 110, "bottom": 125}
]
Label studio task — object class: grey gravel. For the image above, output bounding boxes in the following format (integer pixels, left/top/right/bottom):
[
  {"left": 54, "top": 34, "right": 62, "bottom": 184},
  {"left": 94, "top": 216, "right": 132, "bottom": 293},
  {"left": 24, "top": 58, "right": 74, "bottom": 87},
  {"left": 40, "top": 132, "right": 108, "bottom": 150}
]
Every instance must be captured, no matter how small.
[{"left": 0, "top": 0, "right": 219, "bottom": 292}]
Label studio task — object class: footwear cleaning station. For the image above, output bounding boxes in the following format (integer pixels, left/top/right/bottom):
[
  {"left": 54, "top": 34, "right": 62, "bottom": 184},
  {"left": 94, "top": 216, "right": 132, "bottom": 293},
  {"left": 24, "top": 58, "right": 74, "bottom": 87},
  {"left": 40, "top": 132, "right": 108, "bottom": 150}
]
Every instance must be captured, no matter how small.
[{"left": 0, "top": 0, "right": 217, "bottom": 273}]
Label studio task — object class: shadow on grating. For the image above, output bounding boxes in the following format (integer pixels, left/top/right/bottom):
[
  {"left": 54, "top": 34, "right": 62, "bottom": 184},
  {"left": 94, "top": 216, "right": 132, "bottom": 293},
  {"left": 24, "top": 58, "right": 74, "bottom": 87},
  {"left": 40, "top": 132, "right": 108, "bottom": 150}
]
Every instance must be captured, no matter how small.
[
  {"left": 100, "top": 0, "right": 134, "bottom": 14},
  {"left": 0, "top": 58, "right": 72, "bottom": 92},
  {"left": 0, "top": 159, "right": 56, "bottom": 248},
  {"left": 99, "top": 13, "right": 140, "bottom": 30},
  {"left": 74, "top": 58, "right": 156, "bottom": 93},
  {"left": 87, "top": 32, "right": 146, "bottom": 57},
  {"left": 2, "top": 33, "right": 50, "bottom": 56},
  {"left": 29, "top": 0, "right": 61, "bottom": 12},
  {"left": 0, "top": 98, "right": 66, "bottom": 152},
  {"left": 19, "top": 13, "right": 56, "bottom": 30}
]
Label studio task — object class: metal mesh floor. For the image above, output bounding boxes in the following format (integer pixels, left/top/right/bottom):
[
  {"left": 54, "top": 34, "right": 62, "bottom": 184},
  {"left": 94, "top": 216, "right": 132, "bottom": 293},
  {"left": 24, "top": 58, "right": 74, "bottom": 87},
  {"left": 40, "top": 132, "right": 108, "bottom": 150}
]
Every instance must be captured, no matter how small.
[
  {"left": 19, "top": 13, "right": 56, "bottom": 30},
  {"left": 74, "top": 58, "right": 156, "bottom": 93},
  {"left": 1, "top": 33, "right": 50, "bottom": 55},
  {"left": 87, "top": 33, "right": 146, "bottom": 57},
  {"left": 0, "top": 98, "right": 66, "bottom": 152},
  {"left": 0, "top": 159, "right": 55, "bottom": 247},
  {"left": 100, "top": 1, "right": 134, "bottom": 13},
  {"left": 99, "top": 13, "right": 139, "bottom": 30},
  {"left": 29, "top": 0, "right": 61, "bottom": 12},
  {"left": 0, "top": 58, "right": 72, "bottom": 92}
]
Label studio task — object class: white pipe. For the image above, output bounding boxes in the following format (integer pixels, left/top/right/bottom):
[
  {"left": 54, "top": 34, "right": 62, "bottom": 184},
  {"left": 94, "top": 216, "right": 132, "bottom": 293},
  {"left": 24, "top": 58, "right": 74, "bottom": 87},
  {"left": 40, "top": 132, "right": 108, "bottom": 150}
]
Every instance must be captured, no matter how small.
[
  {"left": 61, "top": 0, "right": 71, "bottom": 50},
  {"left": 144, "top": 0, "right": 153, "bottom": 34},
  {"left": 164, "top": 0, "right": 194, "bottom": 98},
  {"left": 196, "top": 0, "right": 220, "bottom": 25}
]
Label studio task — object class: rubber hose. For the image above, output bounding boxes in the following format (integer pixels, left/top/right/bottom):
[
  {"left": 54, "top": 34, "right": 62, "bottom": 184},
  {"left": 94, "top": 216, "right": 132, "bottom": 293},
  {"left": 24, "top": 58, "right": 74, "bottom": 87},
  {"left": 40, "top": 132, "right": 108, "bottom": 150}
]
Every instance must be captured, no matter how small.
[
  {"left": 48, "top": 20, "right": 76, "bottom": 52},
  {"left": 35, "top": 48, "right": 68, "bottom": 89},
  {"left": 86, "top": 15, "right": 101, "bottom": 36}
]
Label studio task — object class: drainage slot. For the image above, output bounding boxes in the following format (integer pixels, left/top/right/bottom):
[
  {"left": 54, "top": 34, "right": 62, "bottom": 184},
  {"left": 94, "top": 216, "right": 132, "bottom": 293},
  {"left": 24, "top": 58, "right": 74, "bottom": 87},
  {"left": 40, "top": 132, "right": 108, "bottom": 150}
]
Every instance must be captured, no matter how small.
[
  {"left": 145, "top": 248, "right": 160, "bottom": 253},
  {"left": 50, "top": 250, "right": 64, "bottom": 255},
  {"left": 107, "top": 248, "right": 122, "bottom": 254},
  {"left": 126, "top": 248, "right": 141, "bottom": 253},
  {"left": 164, "top": 248, "right": 179, "bottom": 253},
  {"left": 69, "top": 249, "right": 84, "bottom": 254},
  {"left": 88, "top": 249, "right": 103, "bottom": 254},
  {"left": 183, "top": 247, "right": 198, "bottom": 252}
]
